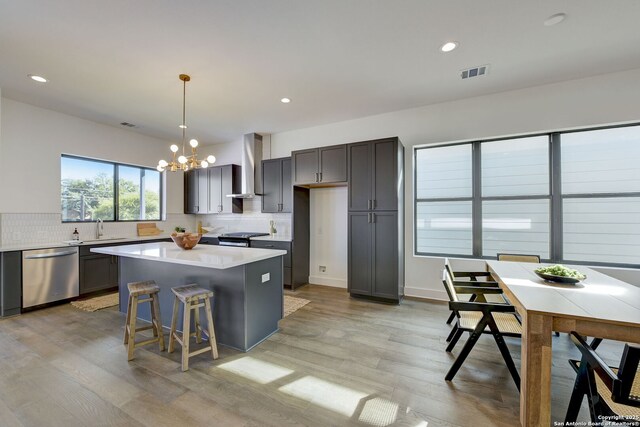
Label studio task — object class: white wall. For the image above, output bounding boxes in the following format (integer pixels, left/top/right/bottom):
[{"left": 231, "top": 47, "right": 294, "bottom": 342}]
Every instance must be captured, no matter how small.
[
  {"left": 309, "top": 187, "right": 348, "bottom": 288},
  {"left": 0, "top": 97, "right": 198, "bottom": 245},
  {"left": 0, "top": 98, "right": 183, "bottom": 214},
  {"left": 271, "top": 68, "right": 640, "bottom": 299}
]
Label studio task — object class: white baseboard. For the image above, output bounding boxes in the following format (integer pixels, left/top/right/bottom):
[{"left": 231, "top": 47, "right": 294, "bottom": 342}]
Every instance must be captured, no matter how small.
[
  {"left": 404, "top": 287, "right": 448, "bottom": 301},
  {"left": 308, "top": 276, "right": 347, "bottom": 288}
]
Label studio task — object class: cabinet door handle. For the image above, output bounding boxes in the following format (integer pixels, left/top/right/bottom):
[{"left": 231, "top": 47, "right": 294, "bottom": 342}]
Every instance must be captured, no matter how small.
[
  {"left": 367, "top": 199, "right": 371, "bottom": 209},
  {"left": 367, "top": 213, "right": 371, "bottom": 223},
  {"left": 372, "top": 199, "right": 376, "bottom": 209},
  {"left": 315, "top": 172, "right": 319, "bottom": 182},
  {"left": 319, "top": 172, "right": 322, "bottom": 182},
  {"left": 372, "top": 213, "right": 376, "bottom": 223}
]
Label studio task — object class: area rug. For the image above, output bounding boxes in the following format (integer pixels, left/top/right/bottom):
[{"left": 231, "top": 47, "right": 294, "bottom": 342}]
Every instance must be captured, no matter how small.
[
  {"left": 71, "top": 292, "right": 119, "bottom": 312},
  {"left": 284, "top": 295, "right": 310, "bottom": 317}
]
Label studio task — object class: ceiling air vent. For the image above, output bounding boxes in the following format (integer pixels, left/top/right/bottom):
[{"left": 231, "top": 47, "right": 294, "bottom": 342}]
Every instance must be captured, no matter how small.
[
  {"left": 120, "top": 122, "right": 136, "bottom": 128},
  {"left": 460, "top": 65, "right": 489, "bottom": 80}
]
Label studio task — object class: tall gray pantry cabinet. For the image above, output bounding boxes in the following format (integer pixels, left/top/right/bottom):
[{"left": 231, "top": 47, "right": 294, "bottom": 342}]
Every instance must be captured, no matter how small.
[{"left": 347, "top": 138, "right": 404, "bottom": 302}]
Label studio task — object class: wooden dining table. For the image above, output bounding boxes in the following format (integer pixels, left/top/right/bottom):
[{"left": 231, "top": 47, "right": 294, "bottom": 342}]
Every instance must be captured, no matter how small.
[{"left": 486, "top": 261, "right": 640, "bottom": 427}]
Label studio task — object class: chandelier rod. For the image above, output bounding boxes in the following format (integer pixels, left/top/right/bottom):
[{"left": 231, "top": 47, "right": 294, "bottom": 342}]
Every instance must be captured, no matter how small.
[{"left": 181, "top": 76, "right": 187, "bottom": 156}]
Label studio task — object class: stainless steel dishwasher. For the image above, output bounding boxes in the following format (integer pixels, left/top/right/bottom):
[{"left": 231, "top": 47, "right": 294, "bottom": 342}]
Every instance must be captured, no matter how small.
[{"left": 22, "top": 247, "right": 79, "bottom": 308}]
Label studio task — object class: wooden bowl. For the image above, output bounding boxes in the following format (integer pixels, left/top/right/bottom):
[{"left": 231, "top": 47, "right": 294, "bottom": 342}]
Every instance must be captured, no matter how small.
[{"left": 170, "top": 232, "right": 202, "bottom": 250}]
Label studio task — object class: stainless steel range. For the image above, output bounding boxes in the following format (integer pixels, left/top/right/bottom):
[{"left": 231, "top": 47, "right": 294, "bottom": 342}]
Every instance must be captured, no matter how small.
[{"left": 218, "top": 232, "right": 269, "bottom": 247}]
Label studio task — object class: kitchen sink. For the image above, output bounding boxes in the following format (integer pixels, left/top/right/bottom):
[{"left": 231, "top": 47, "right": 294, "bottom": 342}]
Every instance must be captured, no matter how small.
[{"left": 83, "top": 237, "right": 128, "bottom": 243}]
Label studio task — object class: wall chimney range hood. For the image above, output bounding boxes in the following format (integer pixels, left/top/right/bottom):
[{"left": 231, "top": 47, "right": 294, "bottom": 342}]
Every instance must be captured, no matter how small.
[{"left": 227, "top": 133, "right": 263, "bottom": 198}]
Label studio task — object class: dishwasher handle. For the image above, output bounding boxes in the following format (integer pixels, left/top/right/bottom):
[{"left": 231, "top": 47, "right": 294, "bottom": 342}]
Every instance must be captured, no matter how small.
[{"left": 24, "top": 250, "right": 78, "bottom": 260}]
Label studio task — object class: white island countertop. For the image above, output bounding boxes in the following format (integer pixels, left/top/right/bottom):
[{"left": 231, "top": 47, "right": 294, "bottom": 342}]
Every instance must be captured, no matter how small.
[{"left": 91, "top": 242, "right": 286, "bottom": 270}]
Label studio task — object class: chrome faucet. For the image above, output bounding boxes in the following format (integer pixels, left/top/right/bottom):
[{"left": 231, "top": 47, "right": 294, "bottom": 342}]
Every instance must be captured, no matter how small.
[{"left": 96, "top": 218, "right": 104, "bottom": 239}]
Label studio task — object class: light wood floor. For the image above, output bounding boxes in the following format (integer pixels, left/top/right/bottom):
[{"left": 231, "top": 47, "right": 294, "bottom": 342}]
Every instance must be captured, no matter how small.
[{"left": 0, "top": 285, "right": 622, "bottom": 427}]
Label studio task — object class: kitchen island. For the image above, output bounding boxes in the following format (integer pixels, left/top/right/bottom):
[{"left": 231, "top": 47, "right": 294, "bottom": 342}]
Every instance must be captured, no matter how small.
[{"left": 92, "top": 242, "right": 286, "bottom": 351}]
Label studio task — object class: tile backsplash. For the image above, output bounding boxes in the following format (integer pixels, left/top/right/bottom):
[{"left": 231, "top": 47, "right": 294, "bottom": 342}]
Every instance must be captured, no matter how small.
[
  {"left": 197, "top": 196, "right": 291, "bottom": 236},
  {"left": 0, "top": 212, "right": 196, "bottom": 247},
  {"left": 0, "top": 197, "right": 290, "bottom": 247}
]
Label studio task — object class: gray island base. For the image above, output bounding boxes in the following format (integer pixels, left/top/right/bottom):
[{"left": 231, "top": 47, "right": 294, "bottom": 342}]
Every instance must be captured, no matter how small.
[{"left": 92, "top": 243, "right": 285, "bottom": 352}]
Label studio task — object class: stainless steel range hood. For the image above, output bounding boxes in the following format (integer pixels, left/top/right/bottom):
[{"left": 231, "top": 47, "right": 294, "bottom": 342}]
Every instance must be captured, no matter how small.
[{"left": 226, "top": 133, "right": 263, "bottom": 198}]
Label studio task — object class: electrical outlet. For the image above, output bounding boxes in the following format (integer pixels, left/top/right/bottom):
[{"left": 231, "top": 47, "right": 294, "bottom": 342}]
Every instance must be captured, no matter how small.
[
  {"left": 319, "top": 265, "right": 326, "bottom": 273},
  {"left": 261, "top": 273, "right": 270, "bottom": 283}
]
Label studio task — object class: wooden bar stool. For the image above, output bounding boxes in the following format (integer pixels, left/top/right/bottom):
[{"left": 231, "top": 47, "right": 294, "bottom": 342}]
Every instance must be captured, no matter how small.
[
  {"left": 168, "top": 285, "right": 219, "bottom": 371},
  {"left": 124, "top": 280, "right": 166, "bottom": 361}
]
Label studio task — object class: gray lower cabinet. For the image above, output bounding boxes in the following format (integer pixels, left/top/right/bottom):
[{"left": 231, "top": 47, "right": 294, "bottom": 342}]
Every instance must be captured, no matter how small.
[
  {"left": 347, "top": 213, "right": 372, "bottom": 296},
  {"left": 79, "top": 239, "right": 170, "bottom": 295},
  {"left": 249, "top": 240, "right": 292, "bottom": 286},
  {"left": 79, "top": 244, "right": 118, "bottom": 294},
  {"left": 348, "top": 211, "right": 401, "bottom": 301},
  {"left": 0, "top": 251, "right": 22, "bottom": 317},
  {"left": 292, "top": 144, "right": 347, "bottom": 185},
  {"left": 79, "top": 254, "right": 118, "bottom": 294},
  {"left": 262, "top": 157, "right": 292, "bottom": 213}
]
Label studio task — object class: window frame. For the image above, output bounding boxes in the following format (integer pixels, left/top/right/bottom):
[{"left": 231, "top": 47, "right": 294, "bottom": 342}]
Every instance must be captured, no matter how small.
[
  {"left": 414, "top": 122, "right": 640, "bottom": 269},
  {"left": 61, "top": 154, "right": 164, "bottom": 223}
]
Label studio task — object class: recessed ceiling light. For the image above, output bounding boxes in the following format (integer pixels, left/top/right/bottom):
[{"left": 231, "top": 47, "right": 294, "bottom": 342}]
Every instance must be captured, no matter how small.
[
  {"left": 280, "top": 98, "right": 291, "bottom": 104},
  {"left": 440, "top": 42, "right": 458, "bottom": 53},
  {"left": 28, "top": 74, "right": 48, "bottom": 83},
  {"left": 544, "top": 13, "right": 567, "bottom": 27}
]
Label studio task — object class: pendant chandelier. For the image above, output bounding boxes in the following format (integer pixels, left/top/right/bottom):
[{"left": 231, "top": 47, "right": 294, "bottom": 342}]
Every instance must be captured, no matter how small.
[{"left": 157, "top": 74, "right": 216, "bottom": 172}]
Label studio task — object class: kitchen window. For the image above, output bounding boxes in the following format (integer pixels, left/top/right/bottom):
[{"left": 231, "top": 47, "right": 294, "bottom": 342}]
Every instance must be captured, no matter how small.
[
  {"left": 414, "top": 123, "right": 640, "bottom": 267},
  {"left": 61, "top": 155, "right": 162, "bottom": 222}
]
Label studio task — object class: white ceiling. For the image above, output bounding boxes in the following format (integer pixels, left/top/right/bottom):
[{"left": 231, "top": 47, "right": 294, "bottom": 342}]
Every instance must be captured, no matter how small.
[{"left": 1, "top": 1, "right": 640, "bottom": 144}]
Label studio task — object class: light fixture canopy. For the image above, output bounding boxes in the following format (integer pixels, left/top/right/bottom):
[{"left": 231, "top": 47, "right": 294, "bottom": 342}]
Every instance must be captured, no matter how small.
[
  {"left": 157, "top": 75, "right": 216, "bottom": 172},
  {"left": 28, "top": 74, "right": 48, "bottom": 83},
  {"left": 440, "top": 41, "right": 458, "bottom": 53},
  {"left": 544, "top": 13, "right": 567, "bottom": 27}
]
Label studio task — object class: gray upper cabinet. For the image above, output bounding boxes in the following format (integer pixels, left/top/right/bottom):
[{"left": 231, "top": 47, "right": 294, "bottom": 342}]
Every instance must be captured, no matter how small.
[
  {"left": 348, "top": 142, "right": 371, "bottom": 211},
  {"left": 292, "top": 144, "right": 347, "bottom": 185},
  {"left": 348, "top": 138, "right": 399, "bottom": 211},
  {"left": 208, "top": 167, "right": 222, "bottom": 213},
  {"left": 184, "top": 169, "right": 199, "bottom": 214},
  {"left": 292, "top": 149, "right": 318, "bottom": 185},
  {"left": 262, "top": 157, "right": 292, "bottom": 213},
  {"left": 281, "top": 158, "right": 292, "bottom": 212},
  {"left": 184, "top": 164, "right": 242, "bottom": 214}
]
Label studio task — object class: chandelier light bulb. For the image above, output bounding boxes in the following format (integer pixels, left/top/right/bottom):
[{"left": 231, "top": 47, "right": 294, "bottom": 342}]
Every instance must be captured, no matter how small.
[
  {"left": 159, "top": 160, "right": 168, "bottom": 167},
  {"left": 189, "top": 139, "right": 198, "bottom": 148},
  {"left": 170, "top": 144, "right": 179, "bottom": 153},
  {"left": 156, "top": 165, "right": 165, "bottom": 172},
  {"left": 201, "top": 160, "right": 209, "bottom": 168},
  {"left": 178, "top": 155, "right": 187, "bottom": 164},
  {"left": 207, "top": 155, "right": 216, "bottom": 164}
]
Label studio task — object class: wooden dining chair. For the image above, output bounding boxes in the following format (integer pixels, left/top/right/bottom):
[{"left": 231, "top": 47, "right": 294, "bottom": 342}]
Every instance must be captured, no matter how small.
[
  {"left": 496, "top": 253, "right": 541, "bottom": 263},
  {"left": 442, "top": 268, "right": 522, "bottom": 390},
  {"left": 565, "top": 332, "right": 640, "bottom": 424},
  {"left": 443, "top": 258, "right": 506, "bottom": 326}
]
